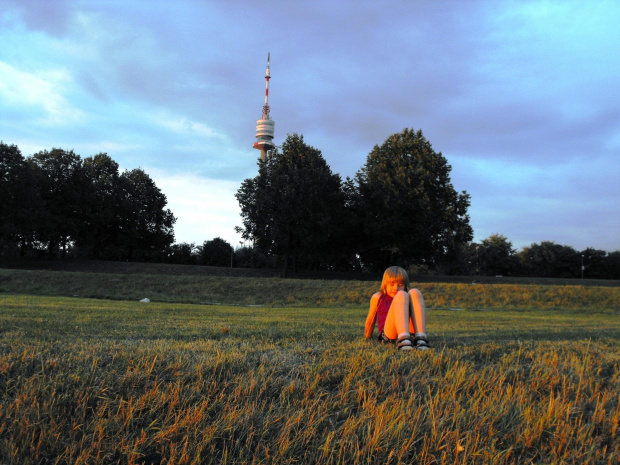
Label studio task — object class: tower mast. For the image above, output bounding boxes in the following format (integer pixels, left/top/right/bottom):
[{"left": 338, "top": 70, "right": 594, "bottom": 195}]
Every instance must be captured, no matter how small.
[{"left": 253, "top": 53, "right": 275, "bottom": 160}]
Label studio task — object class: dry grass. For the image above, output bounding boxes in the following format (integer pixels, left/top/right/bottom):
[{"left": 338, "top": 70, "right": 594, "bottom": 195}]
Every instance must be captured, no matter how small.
[{"left": 1, "top": 293, "right": 619, "bottom": 464}]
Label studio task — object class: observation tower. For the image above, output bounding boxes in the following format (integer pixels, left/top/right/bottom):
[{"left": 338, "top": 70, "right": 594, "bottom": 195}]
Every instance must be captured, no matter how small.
[{"left": 253, "top": 53, "right": 275, "bottom": 160}]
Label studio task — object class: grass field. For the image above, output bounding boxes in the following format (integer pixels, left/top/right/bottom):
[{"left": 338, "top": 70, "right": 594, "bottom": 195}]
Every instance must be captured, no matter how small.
[{"left": 0, "top": 262, "right": 619, "bottom": 464}]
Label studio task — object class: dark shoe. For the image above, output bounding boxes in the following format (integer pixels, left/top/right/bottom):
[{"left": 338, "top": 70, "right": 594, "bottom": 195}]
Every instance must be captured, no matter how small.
[
  {"left": 396, "top": 335, "right": 414, "bottom": 351},
  {"left": 414, "top": 335, "right": 431, "bottom": 350}
]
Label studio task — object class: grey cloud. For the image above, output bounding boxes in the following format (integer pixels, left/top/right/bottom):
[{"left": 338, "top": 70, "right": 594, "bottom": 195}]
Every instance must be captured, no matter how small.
[{"left": 2, "top": 0, "right": 619, "bottom": 250}]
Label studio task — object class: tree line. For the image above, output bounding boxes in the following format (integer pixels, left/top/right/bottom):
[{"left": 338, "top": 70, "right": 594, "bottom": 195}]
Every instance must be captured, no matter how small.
[
  {"left": 1, "top": 142, "right": 175, "bottom": 261},
  {"left": 3, "top": 131, "right": 619, "bottom": 280},
  {"left": 164, "top": 235, "right": 620, "bottom": 280},
  {"left": 459, "top": 234, "right": 620, "bottom": 280}
]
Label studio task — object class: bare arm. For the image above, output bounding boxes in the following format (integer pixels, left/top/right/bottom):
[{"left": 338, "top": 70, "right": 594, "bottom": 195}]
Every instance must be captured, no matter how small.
[{"left": 364, "top": 293, "right": 381, "bottom": 339}]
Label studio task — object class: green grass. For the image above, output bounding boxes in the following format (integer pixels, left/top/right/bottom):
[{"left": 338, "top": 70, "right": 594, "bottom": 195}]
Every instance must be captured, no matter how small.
[{"left": 1, "top": 290, "right": 619, "bottom": 464}]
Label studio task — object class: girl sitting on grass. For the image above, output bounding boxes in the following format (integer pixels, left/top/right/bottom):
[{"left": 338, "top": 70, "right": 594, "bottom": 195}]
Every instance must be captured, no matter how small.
[{"left": 364, "top": 266, "right": 431, "bottom": 351}]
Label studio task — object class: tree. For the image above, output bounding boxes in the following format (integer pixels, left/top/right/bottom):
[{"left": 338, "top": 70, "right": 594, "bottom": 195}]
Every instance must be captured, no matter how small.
[
  {"left": 236, "top": 133, "right": 346, "bottom": 276},
  {"left": 81, "top": 153, "right": 124, "bottom": 258},
  {"left": 517, "top": 241, "right": 579, "bottom": 278},
  {"left": 354, "top": 128, "right": 473, "bottom": 271},
  {"left": 233, "top": 245, "right": 276, "bottom": 269},
  {"left": 167, "top": 242, "right": 198, "bottom": 265},
  {"left": 198, "top": 238, "right": 232, "bottom": 267},
  {"left": 606, "top": 251, "right": 620, "bottom": 280},
  {"left": 118, "top": 168, "right": 176, "bottom": 261},
  {"left": 28, "top": 148, "right": 88, "bottom": 257},
  {"left": 477, "top": 234, "right": 516, "bottom": 276},
  {"left": 438, "top": 241, "right": 480, "bottom": 276},
  {"left": 580, "top": 247, "right": 608, "bottom": 279},
  {"left": 0, "top": 142, "right": 42, "bottom": 255}
]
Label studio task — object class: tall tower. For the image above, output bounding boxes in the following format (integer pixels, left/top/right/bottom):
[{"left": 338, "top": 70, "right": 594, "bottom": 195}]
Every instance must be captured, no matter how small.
[{"left": 253, "top": 53, "right": 275, "bottom": 160}]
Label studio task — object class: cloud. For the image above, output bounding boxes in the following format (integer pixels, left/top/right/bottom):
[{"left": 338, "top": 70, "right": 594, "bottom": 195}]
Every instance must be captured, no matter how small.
[
  {"left": 146, "top": 170, "right": 243, "bottom": 247},
  {"left": 151, "top": 114, "right": 224, "bottom": 141},
  {"left": 452, "top": 155, "right": 620, "bottom": 251},
  {"left": 0, "top": 61, "right": 83, "bottom": 125},
  {"left": 0, "top": 0, "right": 72, "bottom": 36},
  {"left": 1, "top": 0, "right": 619, "bottom": 253}
]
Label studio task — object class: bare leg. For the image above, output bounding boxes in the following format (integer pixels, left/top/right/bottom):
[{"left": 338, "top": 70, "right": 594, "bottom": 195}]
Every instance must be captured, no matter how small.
[
  {"left": 408, "top": 288, "right": 430, "bottom": 349},
  {"left": 383, "top": 290, "right": 411, "bottom": 340},
  {"left": 408, "top": 288, "right": 427, "bottom": 335}
]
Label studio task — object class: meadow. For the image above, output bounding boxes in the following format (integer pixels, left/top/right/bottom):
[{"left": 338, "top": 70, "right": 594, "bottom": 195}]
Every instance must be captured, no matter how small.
[{"left": 0, "top": 262, "right": 619, "bottom": 464}]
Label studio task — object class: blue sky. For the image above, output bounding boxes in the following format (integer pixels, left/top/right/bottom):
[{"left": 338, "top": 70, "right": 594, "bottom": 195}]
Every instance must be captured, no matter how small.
[{"left": 1, "top": 0, "right": 619, "bottom": 252}]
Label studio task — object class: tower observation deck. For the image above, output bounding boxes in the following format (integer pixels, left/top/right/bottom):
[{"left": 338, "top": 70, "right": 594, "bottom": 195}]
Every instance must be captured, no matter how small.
[{"left": 253, "top": 53, "right": 275, "bottom": 160}]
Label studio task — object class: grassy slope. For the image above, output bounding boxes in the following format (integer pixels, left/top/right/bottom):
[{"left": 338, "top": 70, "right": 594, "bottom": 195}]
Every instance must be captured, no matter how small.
[
  {"left": 2, "top": 257, "right": 620, "bottom": 286},
  {"left": 1, "top": 267, "right": 619, "bottom": 312},
  {"left": 0, "top": 262, "right": 619, "bottom": 464}
]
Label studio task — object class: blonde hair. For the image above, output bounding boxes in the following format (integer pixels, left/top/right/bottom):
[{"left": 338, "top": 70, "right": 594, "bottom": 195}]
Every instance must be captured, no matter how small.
[{"left": 380, "top": 266, "right": 411, "bottom": 295}]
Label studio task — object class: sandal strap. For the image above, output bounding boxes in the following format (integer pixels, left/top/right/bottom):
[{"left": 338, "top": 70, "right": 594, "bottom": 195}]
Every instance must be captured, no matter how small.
[
  {"left": 396, "top": 335, "right": 413, "bottom": 349},
  {"left": 414, "top": 335, "right": 431, "bottom": 348}
]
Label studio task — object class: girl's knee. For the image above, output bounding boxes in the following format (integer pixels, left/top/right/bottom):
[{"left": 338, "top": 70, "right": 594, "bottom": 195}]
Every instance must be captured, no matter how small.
[
  {"left": 409, "top": 288, "right": 425, "bottom": 307},
  {"left": 395, "top": 289, "right": 410, "bottom": 301},
  {"left": 409, "top": 288, "right": 423, "bottom": 299}
]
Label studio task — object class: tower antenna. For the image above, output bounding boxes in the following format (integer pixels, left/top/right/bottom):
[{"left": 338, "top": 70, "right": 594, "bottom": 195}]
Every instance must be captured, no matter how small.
[{"left": 253, "top": 53, "right": 275, "bottom": 160}]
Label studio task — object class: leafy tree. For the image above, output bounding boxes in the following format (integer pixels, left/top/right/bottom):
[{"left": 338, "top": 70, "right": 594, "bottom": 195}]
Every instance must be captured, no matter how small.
[
  {"left": 354, "top": 128, "right": 473, "bottom": 271},
  {"left": 0, "top": 142, "right": 41, "bottom": 255},
  {"left": 0, "top": 142, "right": 24, "bottom": 244},
  {"left": 118, "top": 168, "right": 176, "bottom": 261},
  {"left": 28, "top": 148, "right": 88, "bottom": 257},
  {"left": 236, "top": 133, "right": 345, "bottom": 276},
  {"left": 81, "top": 153, "right": 124, "bottom": 258},
  {"left": 517, "top": 241, "right": 579, "bottom": 278},
  {"left": 477, "top": 234, "right": 516, "bottom": 276},
  {"left": 580, "top": 247, "right": 608, "bottom": 279},
  {"left": 2, "top": 143, "right": 178, "bottom": 261},
  {"left": 198, "top": 237, "right": 233, "bottom": 267},
  {"left": 438, "top": 241, "right": 480, "bottom": 276},
  {"left": 333, "top": 177, "right": 370, "bottom": 272},
  {"left": 167, "top": 242, "right": 198, "bottom": 265},
  {"left": 233, "top": 245, "right": 277, "bottom": 269},
  {"left": 606, "top": 251, "right": 620, "bottom": 279}
]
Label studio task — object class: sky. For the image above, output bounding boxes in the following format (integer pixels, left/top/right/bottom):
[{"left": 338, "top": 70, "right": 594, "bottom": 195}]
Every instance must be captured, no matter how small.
[{"left": 1, "top": 0, "right": 619, "bottom": 253}]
